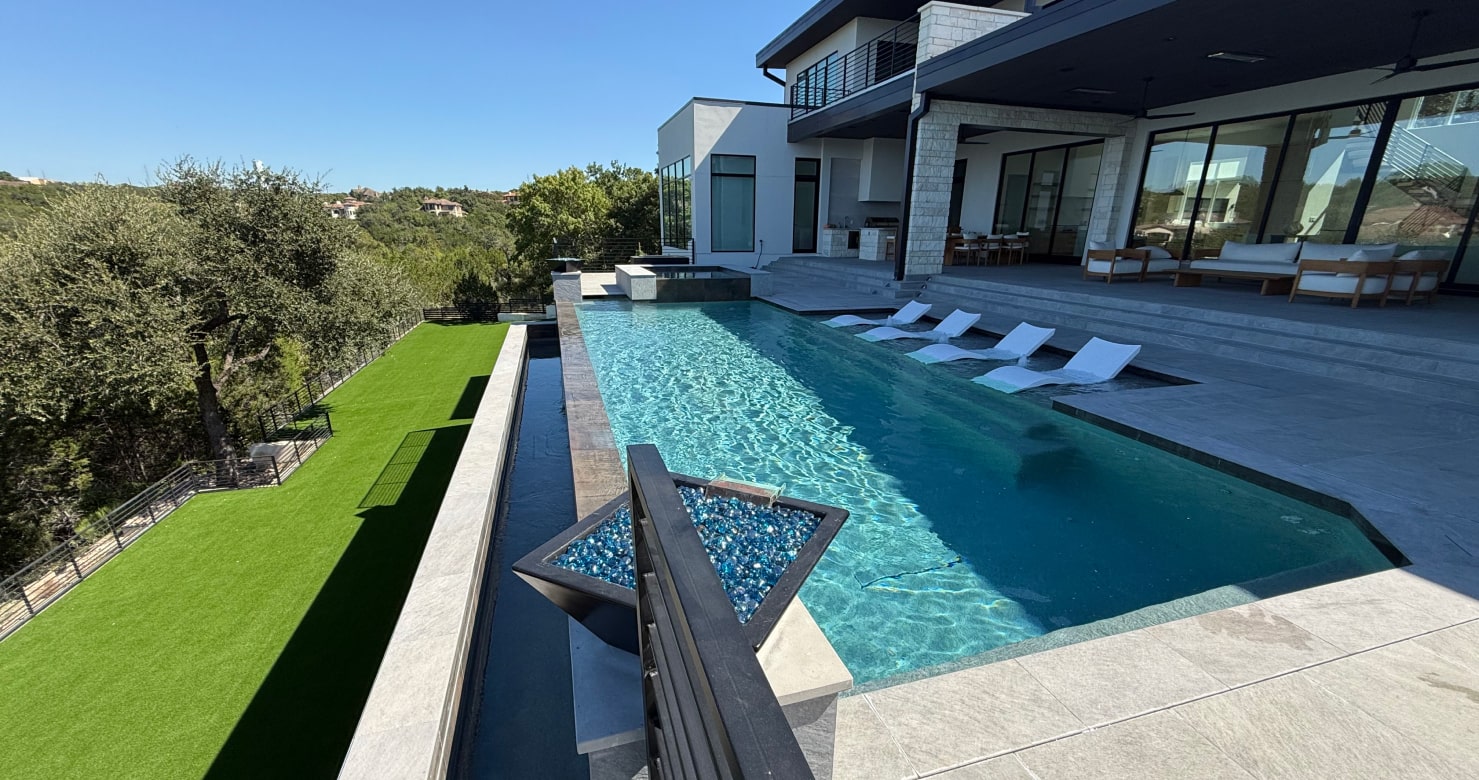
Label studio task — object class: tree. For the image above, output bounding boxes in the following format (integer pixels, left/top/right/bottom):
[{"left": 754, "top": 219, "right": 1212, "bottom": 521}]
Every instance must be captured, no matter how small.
[
  {"left": 507, "top": 166, "right": 610, "bottom": 261},
  {"left": 587, "top": 161, "right": 660, "bottom": 245}
]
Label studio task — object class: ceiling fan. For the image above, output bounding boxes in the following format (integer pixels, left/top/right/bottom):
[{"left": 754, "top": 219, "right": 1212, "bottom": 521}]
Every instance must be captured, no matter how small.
[
  {"left": 1127, "top": 77, "right": 1195, "bottom": 121},
  {"left": 1372, "top": 9, "right": 1479, "bottom": 83}
]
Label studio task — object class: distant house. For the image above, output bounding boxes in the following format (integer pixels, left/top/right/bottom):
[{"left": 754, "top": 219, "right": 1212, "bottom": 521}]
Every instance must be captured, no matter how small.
[
  {"left": 421, "top": 197, "right": 465, "bottom": 217},
  {"left": 349, "top": 186, "right": 379, "bottom": 201},
  {"left": 324, "top": 198, "right": 368, "bottom": 219},
  {"left": 501, "top": 190, "right": 520, "bottom": 206}
]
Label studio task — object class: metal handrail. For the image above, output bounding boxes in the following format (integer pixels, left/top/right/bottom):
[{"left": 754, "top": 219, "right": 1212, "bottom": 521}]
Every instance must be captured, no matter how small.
[
  {"left": 551, "top": 236, "right": 693, "bottom": 271},
  {"left": 790, "top": 15, "right": 919, "bottom": 119},
  {"left": 627, "top": 444, "right": 813, "bottom": 780}
]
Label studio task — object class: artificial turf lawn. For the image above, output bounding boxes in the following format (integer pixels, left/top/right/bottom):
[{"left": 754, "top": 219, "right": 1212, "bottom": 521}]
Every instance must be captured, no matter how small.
[{"left": 0, "top": 323, "right": 508, "bottom": 780}]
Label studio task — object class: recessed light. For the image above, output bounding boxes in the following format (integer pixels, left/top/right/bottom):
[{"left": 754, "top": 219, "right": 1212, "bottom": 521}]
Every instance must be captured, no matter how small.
[
  {"left": 1069, "top": 87, "right": 1116, "bottom": 95},
  {"left": 1207, "top": 51, "right": 1268, "bottom": 64}
]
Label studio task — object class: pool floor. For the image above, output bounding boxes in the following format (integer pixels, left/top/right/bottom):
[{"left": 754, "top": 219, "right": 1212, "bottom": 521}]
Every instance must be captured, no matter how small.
[{"left": 576, "top": 301, "right": 1393, "bottom": 685}]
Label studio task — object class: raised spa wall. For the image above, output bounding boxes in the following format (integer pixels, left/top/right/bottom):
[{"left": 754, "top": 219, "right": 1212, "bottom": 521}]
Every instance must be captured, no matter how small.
[{"left": 615, "top": 264, "right": 776, "bottom": 302}]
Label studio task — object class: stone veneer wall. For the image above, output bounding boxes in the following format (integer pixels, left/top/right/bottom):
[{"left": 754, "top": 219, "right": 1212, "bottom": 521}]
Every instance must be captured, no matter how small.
[
  {"left": 903, "top": 101, "right": 1134, "bottom": 276},
  {"left": 915, "top": 2, "right": 1029, "bottom": 63}
]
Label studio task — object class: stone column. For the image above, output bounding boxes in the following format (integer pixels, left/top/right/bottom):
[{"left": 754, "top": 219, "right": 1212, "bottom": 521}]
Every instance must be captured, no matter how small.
[
  {"left": 915, "top": 2, "right": 1030, "bottom": 64},
  {"left": 902, "top": 108, "right": 962, "bottom": 277},
  {"left": 1086, "top": 135, "right": 1139, "bottom": 252}
]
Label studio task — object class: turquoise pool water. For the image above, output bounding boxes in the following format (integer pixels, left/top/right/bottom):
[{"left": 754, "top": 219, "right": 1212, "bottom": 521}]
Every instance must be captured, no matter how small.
[{"left": 576, "top": 301, "right": 1393, "bottom": 685}]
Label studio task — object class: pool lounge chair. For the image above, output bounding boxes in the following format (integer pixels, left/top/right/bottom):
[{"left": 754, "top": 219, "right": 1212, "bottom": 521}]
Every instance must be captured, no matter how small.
[
  {"left": 907, "top": 322, "right": 1056, "bottom": 364},
  {"left": 973, "top": 337, "right": 1141, "bottom": 394},
  {"left": 857, "top": 309, "right": 981, "bottom": 343},
  {"left": 823, "top": 300, "right": 931, "bottom": 328}
]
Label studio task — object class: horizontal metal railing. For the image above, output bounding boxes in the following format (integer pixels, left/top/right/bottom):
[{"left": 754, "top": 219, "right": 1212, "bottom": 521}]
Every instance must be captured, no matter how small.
[
  {"left": 790, "top": 15, "right": 919, "bottom": 119},
  {"left": 628, "top": 444, "right": 813, "bottom": 779},
  {"left": 421, "top": 299, "right": 547, "bottom": 322},
  {"left": 552, "top": 236, "right": 693, "bottom": 271}
]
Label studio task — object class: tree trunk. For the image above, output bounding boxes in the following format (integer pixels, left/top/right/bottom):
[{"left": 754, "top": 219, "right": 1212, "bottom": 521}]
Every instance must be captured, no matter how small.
[{"left": 191, "top": 341, "right": 233, "bottom": 459}]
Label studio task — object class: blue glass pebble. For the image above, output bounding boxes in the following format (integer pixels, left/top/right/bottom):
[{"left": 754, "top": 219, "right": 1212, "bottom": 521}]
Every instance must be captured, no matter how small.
[{"left": 551, "top": 486, "right": 822, "bottom": 623}]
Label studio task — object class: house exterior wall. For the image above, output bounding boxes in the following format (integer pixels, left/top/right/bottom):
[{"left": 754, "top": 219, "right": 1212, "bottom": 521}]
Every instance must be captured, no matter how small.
[{"left": 782, "top": 17, "right": 900, "bottom": 94}]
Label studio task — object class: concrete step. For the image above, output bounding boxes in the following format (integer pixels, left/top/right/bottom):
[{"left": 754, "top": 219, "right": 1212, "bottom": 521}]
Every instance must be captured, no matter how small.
[
  {"left": 932, "top": 274, "right": 1479, "bottom": 363},
  {"left": 923, "top": 277, "right": 1479, "bottom": 385},
  {"left": 765, "top": 258, "right": 916, "bottom": 299},
  {"left": 919, "top": 279, "right": 1479, "bottom": 405}
]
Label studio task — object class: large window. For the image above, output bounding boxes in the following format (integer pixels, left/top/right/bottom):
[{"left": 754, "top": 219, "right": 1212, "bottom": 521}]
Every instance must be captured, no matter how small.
[
  {"left": 1357, "top": 90, "right": 1479, "bottom": 284},
  {"left": 659, "top": 157, "right": 692, "bottom": 247},
  {"left": 1128, "top": 86, "right": 1479, "bottom": 285},
  {"left": 711, "top": 155, "right": 755, "bottom": 252},
  {"left": 993, "top": 140, "right": 1105, "bottom": 261},
  {"left": 793, "top": 158, "right": 820, "bottom": 253}
]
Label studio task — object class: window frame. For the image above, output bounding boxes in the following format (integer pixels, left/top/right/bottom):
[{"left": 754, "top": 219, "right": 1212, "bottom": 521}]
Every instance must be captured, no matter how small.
[{"left": 710, "top": 154, "right": 757, "bottom": 253}]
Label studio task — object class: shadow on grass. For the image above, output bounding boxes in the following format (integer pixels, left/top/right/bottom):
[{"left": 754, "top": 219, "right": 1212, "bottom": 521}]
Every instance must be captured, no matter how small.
[
  {"left": 204, "top": 424, "right": 472, "bottom": 780},
  {"left": 451, "top": 375, "right": 490, "bottom": 421}
]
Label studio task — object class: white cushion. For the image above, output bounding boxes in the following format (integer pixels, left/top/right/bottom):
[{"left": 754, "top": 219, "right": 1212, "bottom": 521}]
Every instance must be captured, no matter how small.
[
  {"left": 1347, "top": 248, "right": 1388, "bottom": 262},
  {"left": 1189, "top": 259, "right": 1293, "bottom": 273},
  {"left": 1219, "top": 241, "right": 1301, "bottom": 263},
  {"left": 1398, "top": 249, "right": 1449, "bottom": 261},
  {"left": 1389, "top": 274, "right": 1440, "bottom": 292},
  {"left": 1143, "top": 246, "right": 1175, "bottom": 260},
  {"left": 1298, "top": 242, "right": 1398, "bottom": 261},
  {"left": 1087, "top": 240, "right": 1113, "bottom": 252},
  {"left": 1086, "top": 258, "right": 1179, "bottom": 274},
  {"left": 1297, "top": 273, "right": 1388, "bottom": 294}
]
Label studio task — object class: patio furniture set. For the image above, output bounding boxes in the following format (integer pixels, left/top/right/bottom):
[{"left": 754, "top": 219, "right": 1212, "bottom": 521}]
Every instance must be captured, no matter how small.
[
  {"left": 1082, "top": 240, "right": 1451, "bottom": 308},
  {"left": 947, "top": 231, "right": 1031, "bottom": 266}
]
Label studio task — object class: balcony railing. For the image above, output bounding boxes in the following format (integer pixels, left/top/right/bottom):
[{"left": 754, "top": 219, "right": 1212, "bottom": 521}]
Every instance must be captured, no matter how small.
[{"left": 790, "top": 15, "right": 919, "bottom": 120}]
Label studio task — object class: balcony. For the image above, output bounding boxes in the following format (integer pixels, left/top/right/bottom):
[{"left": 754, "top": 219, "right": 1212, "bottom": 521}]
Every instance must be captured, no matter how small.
[{"left": 790, "top": 15, "right": 919, "bottom": 120}]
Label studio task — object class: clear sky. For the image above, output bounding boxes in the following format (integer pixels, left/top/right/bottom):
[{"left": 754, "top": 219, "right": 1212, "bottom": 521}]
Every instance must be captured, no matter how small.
[{"left": 2, "top": 0, "right": 804, "bottom": 191}]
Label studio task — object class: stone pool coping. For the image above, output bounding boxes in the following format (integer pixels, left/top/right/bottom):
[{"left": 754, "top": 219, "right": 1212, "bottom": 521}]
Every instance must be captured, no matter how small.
[{"left": 338, "top": 326, "right": 528, "bottom": 780}]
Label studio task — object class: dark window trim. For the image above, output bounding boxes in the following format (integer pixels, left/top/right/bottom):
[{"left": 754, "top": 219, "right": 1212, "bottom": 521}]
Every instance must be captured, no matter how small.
[
  {"left": 996, "top": 138, "right": 1106, "bottom": 257},
  {"left": 793, "top": 157, "right": 821, "bottom": 253},
  {"left": 1127, "top": 82, "right": 1479, "bottom": 281},
  {"left": 1342, "top": 99, "right": 1401, "bottom": 244},
  {"left": 1253, "top": 115, "right": 1297, "bottom": 242},
  {"left": 711, "top": 154, "right": 757, "bottom": 253},
  {"left": 1181, "top": 125, "right": 1220, "bottom": 260}
]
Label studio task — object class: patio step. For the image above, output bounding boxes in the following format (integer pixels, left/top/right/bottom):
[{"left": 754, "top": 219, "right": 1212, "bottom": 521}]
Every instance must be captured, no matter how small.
[
  {"left": 764, "top": 257, "right": 919, "bottom": 299},
  {"left": 919, "top": 275, "right": 1479, "bottom": 404}
]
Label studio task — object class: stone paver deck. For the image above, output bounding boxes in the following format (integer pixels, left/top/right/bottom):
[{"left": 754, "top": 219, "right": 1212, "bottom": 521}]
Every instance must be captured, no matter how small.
[
  {"left": 762, "top": 267, "right": 1479, "bottom": 779},
  {"left": 580, "top": 272, "right": 623, "bottom": 298}
]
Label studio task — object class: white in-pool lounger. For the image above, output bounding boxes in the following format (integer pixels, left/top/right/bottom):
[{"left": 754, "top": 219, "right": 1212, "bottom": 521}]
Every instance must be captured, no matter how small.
[
  {"left": 907, "top": 322, "right": 1056, "bottom": 364},
  {"left": 973, "top": 337, "right": 1141, "bottom": 393},
  {"left": 823, "top": 300, "right": 931, "bottom": 328},
  {"left": 857, "top": 309, "right": 982, "bottom": 343}
]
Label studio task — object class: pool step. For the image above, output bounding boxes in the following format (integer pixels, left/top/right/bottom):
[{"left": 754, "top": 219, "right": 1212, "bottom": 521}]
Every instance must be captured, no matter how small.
[
  {"left": 919, "top": 275, "right": 1479, "bottom": 404},
  {"left": 764, "top": 257, "right": 921, "bottom": 299}
]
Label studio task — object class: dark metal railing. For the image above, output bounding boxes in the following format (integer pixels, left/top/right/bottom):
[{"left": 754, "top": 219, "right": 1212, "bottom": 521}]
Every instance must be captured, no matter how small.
[
  {"left": 627, "top": 444, "right": 813, "bottom": 780},
  {"left": 254, "top": 310, "right": 421, "bottom": 441},
  {"left": 790, "top": 15, "right": 919, "bottom": 119},
  {"left": 422, "top": 299, "right": 547, "bottom": 323},
  {"left": 552, "top": 236, "right": 693, "bottom": 271}
]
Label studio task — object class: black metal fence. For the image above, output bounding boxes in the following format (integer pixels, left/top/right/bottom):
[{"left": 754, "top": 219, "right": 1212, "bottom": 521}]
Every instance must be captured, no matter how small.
[
  {"left": 552, "top": 237, "right": 693, "bottom": 272},
  {"left": 627, "top": 444, "right": 814, "bottom": 780},
  {"left": 0, "top": 454, "right": 289, "bottom": 640},
  {"left": 254, "top": 310, "right": 421, "bottom": 441},
  {"left": 790, "top": 15, "right": 919, "bottom": 119},
  {"left": 1, "top": 311, "right": 422, "bottom": 641},
  {"left": 422, "top": 299, "right": 548, "bottom": 323}
]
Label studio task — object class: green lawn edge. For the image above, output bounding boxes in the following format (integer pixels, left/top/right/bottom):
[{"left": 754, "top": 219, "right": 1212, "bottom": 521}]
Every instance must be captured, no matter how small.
[{"left": 0, "top": 322, "right": 508, "bottom": 780}]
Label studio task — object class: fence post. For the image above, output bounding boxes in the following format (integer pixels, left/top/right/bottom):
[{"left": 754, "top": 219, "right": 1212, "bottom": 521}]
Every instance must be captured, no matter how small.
[
  {"left": 65, "top": 544, "right": 84, "bottom": 580},
  {"left": 270, "top": 456, "right": 282, "bottom": 486},
  {"left": 16, "top": 586, "right": 35, "bottom": 618},
  {"left": 109, "top": 520, "right": 124, "bottom": 549},
  {"left": 291, "top": 436, "right": 304, "bottom": 468},
  {"left": 324, "top": 410, "right": 333, "bottom": 437}
]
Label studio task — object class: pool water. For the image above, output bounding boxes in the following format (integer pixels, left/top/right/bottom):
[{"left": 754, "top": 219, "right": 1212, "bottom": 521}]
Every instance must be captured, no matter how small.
[{"left": 576, "top": 301, "right": 1393, "bottom": 685}]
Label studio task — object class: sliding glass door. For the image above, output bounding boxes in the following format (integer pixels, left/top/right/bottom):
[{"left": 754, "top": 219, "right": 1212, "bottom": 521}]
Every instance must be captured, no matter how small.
[{"left": 994, "top": 140, "right": 1105, "bottom": 262}]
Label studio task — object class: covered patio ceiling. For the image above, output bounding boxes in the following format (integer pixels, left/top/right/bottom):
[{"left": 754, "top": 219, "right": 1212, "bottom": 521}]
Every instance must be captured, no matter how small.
[{"left": 916, "top": 0, "right": 1479, "bottom": 114}]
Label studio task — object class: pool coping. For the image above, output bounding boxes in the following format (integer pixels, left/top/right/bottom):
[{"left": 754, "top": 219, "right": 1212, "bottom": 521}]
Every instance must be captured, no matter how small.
[{"left": 338, "top": 326, "right": 528, "bottom": 780}]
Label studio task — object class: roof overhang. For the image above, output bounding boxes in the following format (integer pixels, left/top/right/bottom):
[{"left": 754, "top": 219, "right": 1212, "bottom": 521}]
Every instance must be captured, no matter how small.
[
  {"left": 757, "top": 0, "right": 1000, "bottom": 70},
  {"left": 916, "top": 0, "right": 1479, "bottom": 114},
  {"left": 787, "top": 75, "right": 913, "bottom": 142}
]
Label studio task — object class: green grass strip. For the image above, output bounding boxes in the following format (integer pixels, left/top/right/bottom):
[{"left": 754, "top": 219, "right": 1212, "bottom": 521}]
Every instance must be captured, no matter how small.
[{"left": 0, "top": 322, "right": 508, "bottom": 779}]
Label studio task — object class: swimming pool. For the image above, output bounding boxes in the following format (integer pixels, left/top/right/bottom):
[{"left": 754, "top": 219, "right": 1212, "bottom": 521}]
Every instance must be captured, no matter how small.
[{"left": 576, "top": 300, "right": 1393, "bottom": 685}]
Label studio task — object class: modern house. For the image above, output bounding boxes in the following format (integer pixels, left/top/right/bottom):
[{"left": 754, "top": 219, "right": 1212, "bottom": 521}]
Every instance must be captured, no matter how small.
[
  {"left": 656, "top": 0, "right": 1479, "bottom": 291},
  {"left": 501, "top": 189, "right": 520, "bottom": 206},
  {"left": 323, "top": 198, "right": 367, "bottom": 219},
  {"left": 420, "top": 197, "right": 465, "bottom": 217}
]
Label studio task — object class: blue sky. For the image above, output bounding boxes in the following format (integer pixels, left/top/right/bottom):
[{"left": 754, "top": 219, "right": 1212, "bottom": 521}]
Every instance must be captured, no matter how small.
[{"left": 2, "top": 0, "right": 802, "bottom": 191}]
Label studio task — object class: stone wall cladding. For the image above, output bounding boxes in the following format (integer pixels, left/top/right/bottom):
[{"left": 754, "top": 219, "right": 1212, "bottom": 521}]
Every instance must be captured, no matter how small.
[
  {"left": 904, "top": 101, "right": 1134, "bottom": 276},
  {"left": 916, "top": 2, "right": 1029, "bottom": 63}
]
